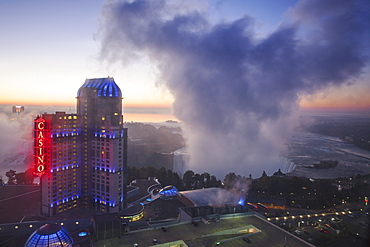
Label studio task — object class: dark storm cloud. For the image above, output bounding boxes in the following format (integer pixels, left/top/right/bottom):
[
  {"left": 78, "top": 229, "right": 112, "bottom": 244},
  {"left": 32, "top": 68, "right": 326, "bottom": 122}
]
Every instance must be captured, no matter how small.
[{"left": 98, "top": 0, "right": 369, "bottom": 178}]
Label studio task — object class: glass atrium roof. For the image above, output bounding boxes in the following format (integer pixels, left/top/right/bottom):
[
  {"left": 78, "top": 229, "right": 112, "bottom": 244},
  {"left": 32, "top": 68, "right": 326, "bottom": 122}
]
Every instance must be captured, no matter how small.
[
  {"left": 24, "top": 224, "right": 74, "bottom": 247},
  {"left": 159, "top": 185, "right": 179, "bottom": 197}
]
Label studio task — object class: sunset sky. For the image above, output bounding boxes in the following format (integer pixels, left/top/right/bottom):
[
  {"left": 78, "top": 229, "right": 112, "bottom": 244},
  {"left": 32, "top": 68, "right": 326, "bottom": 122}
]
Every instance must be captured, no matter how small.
[{"left": 0, "top": 0, "right": 369, "bottom": 111}]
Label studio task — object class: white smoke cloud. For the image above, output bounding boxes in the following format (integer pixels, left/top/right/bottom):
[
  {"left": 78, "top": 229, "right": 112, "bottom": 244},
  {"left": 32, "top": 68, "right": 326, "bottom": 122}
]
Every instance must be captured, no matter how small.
[
  {"left": 0, "top": 114, "right": 23, "bottom": 157},
  {"left": 0, "top": 112, "right": 35, "bottom": 177},
  {"left": 97, "top": 0, "right": 369, "bottom": 178}
]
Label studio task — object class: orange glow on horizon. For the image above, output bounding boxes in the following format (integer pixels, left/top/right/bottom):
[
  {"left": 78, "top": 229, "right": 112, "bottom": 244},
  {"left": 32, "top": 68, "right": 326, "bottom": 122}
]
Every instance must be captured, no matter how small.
[
  {"left": 299, "top": 81, "right": 370, "bottom": 111},
  {"left": 0, "top": 100, "right": 172, "bottom": 109},
  {"left": 0, "top": 98, "right": 75, "bottom": 107},
  {"left": 124, "top": 113, "right": 178, "bottom": 123},
  {"left": 299, "top": 98, "right": 370, "bottom": 110}
]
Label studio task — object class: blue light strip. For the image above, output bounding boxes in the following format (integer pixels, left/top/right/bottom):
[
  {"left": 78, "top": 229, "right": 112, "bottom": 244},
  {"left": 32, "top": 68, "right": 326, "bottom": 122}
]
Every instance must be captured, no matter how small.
[
  {"left": 51, "top": 194, "right": 80, "bottom": 207},
  {"left": 92, "top": 129, "right": 124, "bottom": 139},
  {"left": 93, "top": 166, "right": 115, "bottom": 173},
  {"left": 93, "top": 197, "right": 117, "bottom": 207},
  {"left": 51, "top": 164, "right": 79, "bottom": 173},
  {"left": 109, "top": 84, "right": 113, "bottom": 97},
  {"left": 51, "top": 130, "right": 80, "bottom": 138}
]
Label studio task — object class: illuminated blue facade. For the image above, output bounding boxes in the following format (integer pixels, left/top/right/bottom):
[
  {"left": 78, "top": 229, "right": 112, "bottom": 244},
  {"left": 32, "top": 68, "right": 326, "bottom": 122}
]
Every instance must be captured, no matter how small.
[
  {"left": 77, "top": 77, "right": 127, "bottom": 213},
  {"left": 24, "top": 224, "right": 73, "bottom": 247},
  {"left": 38, "top": 77, "right": 128, "bottom": 216},
  {"left": 159, "top": 185, "right": 179, "bottom": 197},
  {"left": 39, "top": 112, "right": 81, "bottom": 216},
  {"left": 77, "top": 77, "right": 122, "bottom": 98}
]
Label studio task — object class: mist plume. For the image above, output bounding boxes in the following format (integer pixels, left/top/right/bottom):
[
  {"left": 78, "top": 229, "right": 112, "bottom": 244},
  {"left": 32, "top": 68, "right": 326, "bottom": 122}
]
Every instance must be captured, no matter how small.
[
  {"left": 0, "top": 113, "right": 34, "bottom": 177},
  {"left": 98, "top": 0, "right": 369, "bottom": 178}
]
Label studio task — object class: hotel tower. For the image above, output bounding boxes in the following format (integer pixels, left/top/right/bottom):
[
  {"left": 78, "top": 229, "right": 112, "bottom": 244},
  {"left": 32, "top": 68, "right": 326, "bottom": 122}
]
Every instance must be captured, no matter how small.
[{"left": 34, "top": 77, "right": 128, "bottom": 216}]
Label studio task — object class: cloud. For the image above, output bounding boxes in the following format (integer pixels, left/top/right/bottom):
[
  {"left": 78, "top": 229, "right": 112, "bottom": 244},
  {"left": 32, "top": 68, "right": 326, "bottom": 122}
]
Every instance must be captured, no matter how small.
[{"left": 97, "top": 0, "right": 369, "bottom": 178}]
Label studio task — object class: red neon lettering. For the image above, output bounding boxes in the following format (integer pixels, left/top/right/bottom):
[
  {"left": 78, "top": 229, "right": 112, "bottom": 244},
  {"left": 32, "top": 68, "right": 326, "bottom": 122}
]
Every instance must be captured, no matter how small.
[
  {"left": 37, "top": 156, "right": 44, "bottom": 163},
  {"left": 37, "top": 164, "right": 44, "bottom": 173},
  {"left": 37, "top": 122, "right": 44, "bottom": 130},
  {"left": 34, "top": 118, "right": 48, "bottom": 176},
  {"left": 37, "top": 131, "right": 44, "bottom": 138}
]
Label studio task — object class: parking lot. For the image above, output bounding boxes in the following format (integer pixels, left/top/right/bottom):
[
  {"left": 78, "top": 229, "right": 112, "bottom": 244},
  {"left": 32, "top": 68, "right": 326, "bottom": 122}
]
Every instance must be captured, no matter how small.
[{"left": 269, "top": 208, "right": 369, "bottom": 246}]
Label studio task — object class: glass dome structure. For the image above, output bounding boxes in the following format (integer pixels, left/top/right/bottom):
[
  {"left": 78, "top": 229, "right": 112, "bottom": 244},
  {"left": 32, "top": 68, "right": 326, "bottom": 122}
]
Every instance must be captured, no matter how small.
[
  {"left": 24, "top": 223, "right": 74, "bottom": 247},
  {"left": 77, "top": 77, "right": 122, "bottom": 98},
  {"left": 159, "top": 185, "right": 179, "bottom": 197}
]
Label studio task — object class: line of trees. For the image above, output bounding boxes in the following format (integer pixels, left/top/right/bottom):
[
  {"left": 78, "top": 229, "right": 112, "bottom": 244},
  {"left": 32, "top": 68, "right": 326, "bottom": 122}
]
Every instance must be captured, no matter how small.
[
  {"left": 126, "top": 167, "right": 264, "bottom": 194},
  {"left": 127, "top": 166, "right": 223, "bottom": 191},
  {"left": 5, "top": 168, "right": 36, "bottom": 185}
]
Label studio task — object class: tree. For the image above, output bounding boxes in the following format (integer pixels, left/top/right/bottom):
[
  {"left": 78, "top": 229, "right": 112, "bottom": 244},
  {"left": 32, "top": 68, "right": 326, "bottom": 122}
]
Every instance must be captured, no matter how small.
[
  {"left": 201, "top": 172, "right": 210, "bottom": 188},
  {"left": 15, "top": 172, "right": 26, "bottom": 184},
  {"left": 183, "top": 170, "right": 195, "bottom": 189},
  {"left": 224, "top": 172, "right": 237, "bottom": 190},
  {"left": 261, "top": 171, "right": 268, "bottom": 178},
  {"left": 5, "top": 170, "right": 16, "bottom": 185},
  {"left": 157, "top": 167, "right": 168, "bottom": 185},
  {"left": 169, "top": 171, "right": 183, "bottom": 190},
  {"left": 24, "top": 168, "right": 36, "bottom": 184},
  {"left": 208, "top": 175, "right": 222, "bottom": 188},
  {"left": 193, "top": 173, "right": 202, "bottom": 189}
]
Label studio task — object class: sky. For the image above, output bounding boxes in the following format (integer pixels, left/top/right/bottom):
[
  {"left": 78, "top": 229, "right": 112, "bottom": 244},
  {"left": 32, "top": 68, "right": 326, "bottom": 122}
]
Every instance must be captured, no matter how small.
[
  {"left": 0, "top": 0, "right": 369, "bottom": 111},
  {"left": 0, "top": 0, "right": 369, "bottom": 178},
  {"left": 0, "top": 0, "right": 171, "bottom": 108}
]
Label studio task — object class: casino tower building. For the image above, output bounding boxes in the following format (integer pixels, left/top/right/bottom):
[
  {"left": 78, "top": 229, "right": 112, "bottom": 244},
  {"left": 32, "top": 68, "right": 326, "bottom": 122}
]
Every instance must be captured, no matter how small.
[{"left": 34, "top": 77, "right": 127, "bottom": 216}]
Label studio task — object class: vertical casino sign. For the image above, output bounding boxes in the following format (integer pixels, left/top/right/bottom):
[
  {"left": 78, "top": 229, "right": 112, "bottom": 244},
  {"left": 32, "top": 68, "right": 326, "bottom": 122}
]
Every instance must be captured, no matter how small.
[{"left": 34, "top": 116, "right": 49, "bottom": 177}]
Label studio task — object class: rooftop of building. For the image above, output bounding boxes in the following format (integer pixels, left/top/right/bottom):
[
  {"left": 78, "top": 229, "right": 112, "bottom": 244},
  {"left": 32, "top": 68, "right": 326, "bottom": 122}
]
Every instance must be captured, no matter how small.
[
  {"left": 77, "top": 77, "right": 122, "bottom": 98},
  {"left": 95, "top": 214, "right": 314, "bottom": 247},
  {"left": 180, "top": 187, "right": 241, "bottom": 207},
  {"left": 25, "top": 223, "right": 74, "bottom": 247},
  {"left": 126, "top": 177, "right": 160, "bottom": 204}
]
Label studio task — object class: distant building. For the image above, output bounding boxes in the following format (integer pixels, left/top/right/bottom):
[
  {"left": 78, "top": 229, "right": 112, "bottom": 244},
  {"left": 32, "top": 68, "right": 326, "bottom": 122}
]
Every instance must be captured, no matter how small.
[
  {"left": 12, "top": 105, "right": 24, "bottom": 114},
  {"left": 34, "top": 77, "right": 128, "bottom": 216}
]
